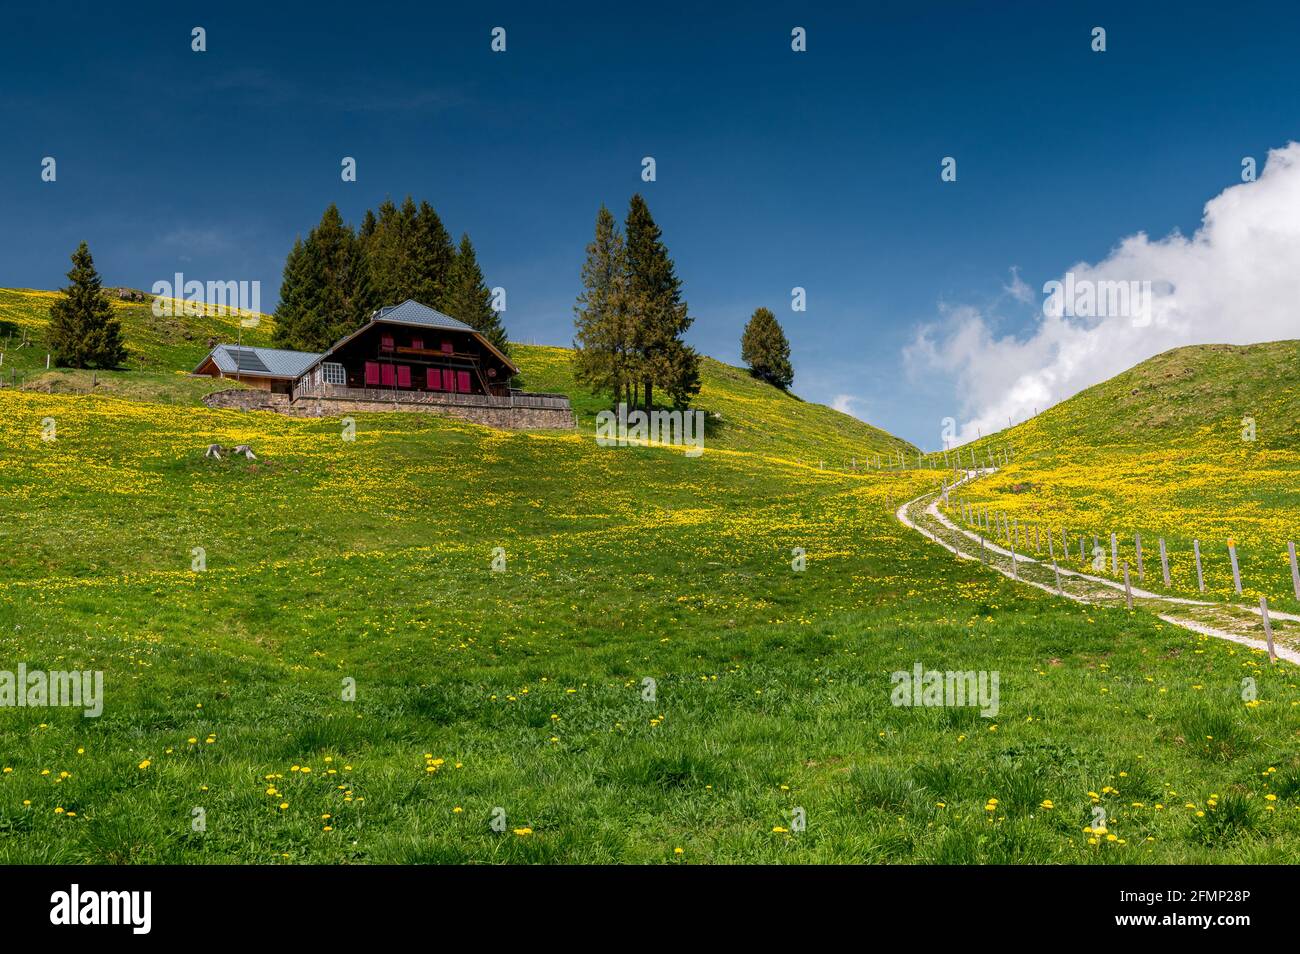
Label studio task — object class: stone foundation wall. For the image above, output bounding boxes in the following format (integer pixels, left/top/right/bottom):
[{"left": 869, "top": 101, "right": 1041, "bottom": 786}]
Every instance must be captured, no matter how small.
[
  {"left": 204, "top": 389, "right": 292, "bottom": 411},
  {"left": 203, "top": 389, "right": 574, "bottom": 430}
]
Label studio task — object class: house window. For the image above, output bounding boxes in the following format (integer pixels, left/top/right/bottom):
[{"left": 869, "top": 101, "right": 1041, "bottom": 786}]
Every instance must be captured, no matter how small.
[
  {"left": 440, "top": 341, "right": 453, "bottom": 354},
  {"left": 410, "top": 337, "right": 424, "bottom": 351},
  {"left": 381, "top": 334, "right": 395, "bottom": 351},
  {"left": 396, "top": 365, "right": 411, "bottom": 388},
  {"left": 381, "top": 364, "right": 396, "bottom": 386},
  {"left": 322, "top": 362, "right": 346, "bottom": 386},
  {"left": 457, "top": 370, "right": 472, "bottom": 393},
  {"left": 426, "top": 368, "right": 441, "bottom": 390},
  {"left": 364, "top": 362, "right": 380, "bottom": 386}
]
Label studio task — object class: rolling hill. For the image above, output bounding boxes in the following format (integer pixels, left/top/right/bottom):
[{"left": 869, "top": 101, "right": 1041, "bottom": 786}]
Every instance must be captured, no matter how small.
[
  {"left": 0, "top": 287, "right": 915, "bottom": 464},
  {"left": 946, "top": 341, "right": 1300, "bottom": 610},
  {"left": 0, "top": 289, "right": 1297, "bottom": 864}
]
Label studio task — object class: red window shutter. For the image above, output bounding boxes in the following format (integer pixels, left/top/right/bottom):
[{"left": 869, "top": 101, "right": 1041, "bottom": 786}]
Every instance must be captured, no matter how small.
[
  {"left": 457, "top": 370, "right": 471, "bottom": 393},
  {"left": 364, "top": 362, "right": 380, "bottom": 385},
  {"left": 381, "top": 364, "right": 396, "bottom": 386},
  {"left": 381, "top": 334, "right": 394, "bottom": 351},
  {"left": 397, "top": 365, "right": 411, "bottom": 388},
  {"left": 442, "top": 368, "right": 455, "bottom": 391},
  {"left": 426, "top": 367, "right": 440, "bottom": 390},
  {"left": 410, "top": 337, "right": 423, "bottom": 351},
  {"left": 440, "top": 340, "right": 453, "bottom": 354}
]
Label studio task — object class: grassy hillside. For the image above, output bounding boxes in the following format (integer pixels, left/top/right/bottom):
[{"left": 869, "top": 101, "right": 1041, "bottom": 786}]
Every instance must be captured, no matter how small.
[
  {"left": 0, "top": 288, "right": 275, "bottom": 379},
  {"left": 947, "top": 341, "right": 1300, "bottom": 611},
  {"left": 1, "top": 287, "right": 914, "bottom": 464},
  {"left": 516, "top": 343, "right": 916, "bottom": 463},
  {"left": 1, "top": 294, "right": 1297, "bottom": 864}
]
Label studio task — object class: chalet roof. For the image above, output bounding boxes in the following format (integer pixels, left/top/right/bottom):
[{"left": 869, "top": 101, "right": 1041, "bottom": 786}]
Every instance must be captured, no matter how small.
[
  {"left": 372, "top": 299, "right": 477, "bottom": 333},
  {"left": 197, "top": 344, "right": 321, "bottom": 378}
]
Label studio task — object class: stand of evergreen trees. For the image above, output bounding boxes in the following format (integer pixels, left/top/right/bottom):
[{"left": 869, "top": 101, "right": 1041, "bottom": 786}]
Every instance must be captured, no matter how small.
[
  {"left": 573, "top": 195, "right": 700, "bottom": 410},
  {"left": 274, "top": 198, "right": 507, "bottom": 354}
]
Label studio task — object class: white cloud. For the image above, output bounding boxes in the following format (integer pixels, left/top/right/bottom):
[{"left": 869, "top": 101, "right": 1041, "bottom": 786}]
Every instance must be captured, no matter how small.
[
  {"left": 906, "top": 141, "right": 1300, "bottom": 444},
  {"left": 831, "top": 393, "right": 866, "bottom": 418},
  {"left": 1002, "top": 266, "right": 1033, "bottom": 304}
]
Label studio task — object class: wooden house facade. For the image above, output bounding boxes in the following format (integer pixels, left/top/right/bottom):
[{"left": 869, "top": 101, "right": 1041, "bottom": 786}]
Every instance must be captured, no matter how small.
[{"left": 294, "top": 300, "right": 518, "bottom": 397}]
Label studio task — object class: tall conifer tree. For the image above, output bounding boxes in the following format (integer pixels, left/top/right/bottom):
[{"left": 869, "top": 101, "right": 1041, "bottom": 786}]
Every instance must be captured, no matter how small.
[
  {"left": 48, "top": 242, "right": 127, "bottom": 369},
  {"left": 740, "top": 306, "right": 793, "bottom": 389},
  {"left": 573, "top": 205, "right": 635, "bottom": 405},
  {"left": 273, "top": 205, "right": 367, "bottom": 351},
  {"left": 624, "top": 194, "right": 699, "bottom": 409},
  {"left": 446, "top": 234, "right": 508, "bottom": 353}
]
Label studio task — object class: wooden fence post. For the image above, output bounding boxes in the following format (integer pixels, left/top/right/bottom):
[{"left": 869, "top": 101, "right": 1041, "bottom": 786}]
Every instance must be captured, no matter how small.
[
  {"left": 1228, "top": 540, "right": 1242, "bottom": 595},
  {"left": 1159, "top": 537, "right": 1170, "bottom": 588},
  {"left": 1260, "top": 597, "right": 1276, "bottom": 663},
  {"left": 1011, "top": 541, "right": 1019, "bottom": 580},
  {"left": 1194, "top": 539, "right": 1204, "bottom": 593},
  {"left": 1122, "top": 563, "right": 1133, "bottom": 609},
  {"left": 1290, "top": 542, "right": 1300, "bottom": 601},
  {"left": 1053, "top": 559, "right": 1063, "bottom": 595},
  {"left": 1111, "top": 533, "right": 1118, "bottom": 575},
  {"left": 1048, "top": 531, "right": 1056, "bottom": 561},
  {"left": 1135, "top": 533, "right": 1144, "bottom": 582}
]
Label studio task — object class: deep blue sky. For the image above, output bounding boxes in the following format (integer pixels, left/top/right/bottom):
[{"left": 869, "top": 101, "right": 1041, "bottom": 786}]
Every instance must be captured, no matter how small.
[{"left": 2, "top": 1, "right": 1296, "bottom": 446}]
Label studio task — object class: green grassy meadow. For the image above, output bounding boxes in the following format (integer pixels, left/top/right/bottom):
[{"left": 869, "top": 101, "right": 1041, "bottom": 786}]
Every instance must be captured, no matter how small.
[{"left": 1, "top": 291, "right": 1297, "bottom": 863}]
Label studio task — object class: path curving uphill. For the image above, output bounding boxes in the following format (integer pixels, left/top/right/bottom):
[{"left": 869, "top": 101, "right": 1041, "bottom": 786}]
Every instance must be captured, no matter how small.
[{"left": 896, "top": 468, "right": 1300, "bottom": 666}]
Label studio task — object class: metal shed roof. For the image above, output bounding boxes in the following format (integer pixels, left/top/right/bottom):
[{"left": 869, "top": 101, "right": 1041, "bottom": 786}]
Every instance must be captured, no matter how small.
[{"left": 198, "top": 344, "right": 322, "bottom": 378}]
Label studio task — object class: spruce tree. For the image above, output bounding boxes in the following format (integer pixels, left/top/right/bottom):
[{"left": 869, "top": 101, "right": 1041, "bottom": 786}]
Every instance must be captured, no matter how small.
[
  {"left": 312, "top": 204, "right": 368, "bottom": 346},
  {"left": 272, "top": 236, "right": 316, "bottom": 349},
  {"left": 272, "top": 205, "right": 367, "bottom": 351},
  {"left": 414, "top": 200, "right": 456, "bottom": 309},
  {"left": 446, "top": 234, "right": 508, "bottom": 353},
  {"left": 361, "top": 197, "right": 456, "bottom": 309},
  {"left": 740, "top": 306, "right": 793, "bottom": 389},
  {"left": 573, "top": 205, "right": 635, "bottom": 405},
  {"left": 624, "top": 194, "right": 699, "bottom": 409},
  {"left": 363, "top": 198, "right": 410, "bottom": 307},
  {"left": 359, "top": 208, "right": 377, "bottom": 240},
  {"left": 47, "top": 242, "right": 126, "bottom": 369}
]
